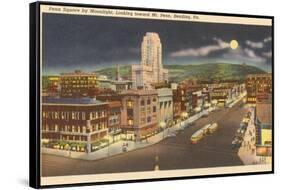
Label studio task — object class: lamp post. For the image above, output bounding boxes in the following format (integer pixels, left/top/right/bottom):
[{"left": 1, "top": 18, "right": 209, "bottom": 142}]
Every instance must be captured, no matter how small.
[
  {"left": 181, "top": 112, "right": 188, "bottom": 129},
  {"left": 159, "top": 121, "right": 166, "bottom": 139}
]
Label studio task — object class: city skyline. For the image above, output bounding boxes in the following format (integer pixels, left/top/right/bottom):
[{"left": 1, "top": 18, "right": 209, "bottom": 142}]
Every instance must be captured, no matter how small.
[{"left": 43, "top": 13, "right": 272, "bottom": 75}]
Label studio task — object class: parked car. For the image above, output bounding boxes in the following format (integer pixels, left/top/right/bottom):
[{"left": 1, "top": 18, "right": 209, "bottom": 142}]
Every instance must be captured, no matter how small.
[
  {"left": 167, "top": 133, "right": 177, "bottom": 138},
  {"left": 231, "top": 138, "right": 242, "bottom": 148},
  {"left": 122, "top": 144, "right": 127, "bottom": 152}
]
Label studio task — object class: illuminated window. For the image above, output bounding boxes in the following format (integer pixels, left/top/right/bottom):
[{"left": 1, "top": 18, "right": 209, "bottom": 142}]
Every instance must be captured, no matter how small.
[
  {"left": 127, "top": 100, "right": 134, "bottom": 108},
  {"left": 128, "top": 119, "right": 133, "bottom": 126}
]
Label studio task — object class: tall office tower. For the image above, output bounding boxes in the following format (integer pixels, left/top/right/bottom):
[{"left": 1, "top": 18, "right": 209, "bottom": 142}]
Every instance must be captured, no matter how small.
[{"left": 131, "top": 32, "right": 168, "bottom": 89}]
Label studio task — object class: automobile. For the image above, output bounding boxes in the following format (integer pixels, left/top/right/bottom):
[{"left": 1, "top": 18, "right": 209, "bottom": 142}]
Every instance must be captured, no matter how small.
[
  {"left": 122, "top": 144, "right": 127, "bottom": 152},
  {"left": 231, "top": 138, "right": 242, "bottom": 148},
  {"left": 189, "top": 122, "right": 195, "bottom": 126},
  {"left": 242, "top": 117, "right": 250, "bottom": 124},
  {"left": 240, "top": 123, "right": 247, "bottom": 130},
  {"left": 167, "top": 133, "right": 177, "bottom": 138},
  {"left": 237, "top": 127, "right": 246, "bottom": 134},
  {"left": 202, "top": 112, "right": 209, "bottom": 117},
  {"left": 247, "top": 112, "right": 252, "bottom": 117},
  {"left": 190, "top": 130, "right": 204, "bottom": 144}
]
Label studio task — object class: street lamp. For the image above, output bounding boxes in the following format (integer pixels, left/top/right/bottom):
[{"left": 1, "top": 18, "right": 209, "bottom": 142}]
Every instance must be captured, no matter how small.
[
  {"left": 159, "top": 121, "right": 166, "bottom": 139},
  {"left": 181, "top": 112, "right": 188, "bottom": 128}
]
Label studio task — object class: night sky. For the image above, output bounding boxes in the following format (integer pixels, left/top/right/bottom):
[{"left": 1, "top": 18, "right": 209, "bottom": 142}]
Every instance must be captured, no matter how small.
[{"left": 42, "top": 13, "right": 272, "bottom": 74}]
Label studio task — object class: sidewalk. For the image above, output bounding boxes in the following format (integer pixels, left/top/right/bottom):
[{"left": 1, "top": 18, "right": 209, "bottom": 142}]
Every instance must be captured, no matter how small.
[
  {"left": 43, "top": 95, "right": 242, "bottom": 161},
  {"left": 238, "top": 108, "right": 272, "bottom": 165},
  {"left": 227, "top": 92, "right": 246, "bottom": 108}
]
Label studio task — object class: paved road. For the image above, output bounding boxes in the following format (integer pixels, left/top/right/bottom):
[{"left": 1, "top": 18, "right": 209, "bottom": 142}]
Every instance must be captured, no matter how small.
[{"left": 42, "top": 100, "right": 247, "bottom": 177}]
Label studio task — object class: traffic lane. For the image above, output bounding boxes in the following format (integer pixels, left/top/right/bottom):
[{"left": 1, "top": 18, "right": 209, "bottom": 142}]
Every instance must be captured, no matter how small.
[{"left": 157, "top": 101, "right": 246, "bottom": 170}]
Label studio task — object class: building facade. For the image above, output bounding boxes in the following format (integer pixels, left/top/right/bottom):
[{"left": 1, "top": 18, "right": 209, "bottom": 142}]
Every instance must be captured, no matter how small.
[
  {"left": 60, "top": 70, "right": 98, "bottom": 97},
  {"left": 108, "top": 101, "right": 122, "bottom": 142},
  {"left": 42, "top": 97, "right": 108, "bottom": 153},
  {"left": 42, "top": 76, "right": 60, "bottom": 97},
  {"left": 131, "top": 33, "right": 168, "bottom": 89},
  {"left": 245, "top": 73, "right": 272, "bottom": 105},
  {"left": 255, "top": 94, "right": 272, "bottom": 156},
  {"left": 157, "top": 88, "right": 173, "bottom": 128},
  {"left": 120, "top": 90, "right": 159, "bottom": 141}
]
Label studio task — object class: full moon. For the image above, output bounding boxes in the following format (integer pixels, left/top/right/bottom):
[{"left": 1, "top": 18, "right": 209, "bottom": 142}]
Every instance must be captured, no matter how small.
[{"left": 230, "top": 40, "right": 239, "bottom": 49}]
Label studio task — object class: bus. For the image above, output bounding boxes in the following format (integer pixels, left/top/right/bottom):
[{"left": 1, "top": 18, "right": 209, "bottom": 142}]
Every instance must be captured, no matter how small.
[
  {"left": 208, "top": 123, "right": 218, "bottom": 134},
  {"left": 190, "top": 130, "right": 204, "bottom": 144},
  {"left": 201, "top": 124, "right": 211, "bottom": 135}
]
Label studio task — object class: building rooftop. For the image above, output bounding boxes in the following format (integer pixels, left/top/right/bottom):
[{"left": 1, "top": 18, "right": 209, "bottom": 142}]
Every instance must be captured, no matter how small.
[
  {"left": 108, "top": 101, "right": 122, "bottom": 108},
  {"left": 120, "top": 89, "right": 158, "bottom": 96},
  {"left": 61, "top": 70, "right": 96, "bottom": 76},
  {"left": 43, "top": 97, "right": 106, "bottom": 105},
  {"left": 246, "top": 73, "right": 272, "bottom": 79}
]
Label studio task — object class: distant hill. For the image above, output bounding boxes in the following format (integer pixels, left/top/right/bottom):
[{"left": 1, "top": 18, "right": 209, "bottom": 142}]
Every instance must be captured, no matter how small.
[{"left": 95, "top": 63, "right": 266, "bottom": 83}]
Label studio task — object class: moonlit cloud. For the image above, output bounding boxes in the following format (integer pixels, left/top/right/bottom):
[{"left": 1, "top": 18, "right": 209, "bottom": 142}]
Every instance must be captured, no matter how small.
[
  {"left": 264, "top": 37, "right": 272, "bottom": 43},
  {"left": 170, "top": 37, "right": 230, "bottom": 57},
  {"left": 262, "top": 51, "right": 272, "bottom": 58},
  {"left": 244, "top": 48, "right": 266, "bottom": 62},
  {"left": 245, "top": 40, "right": 264, "bottom": 49}
]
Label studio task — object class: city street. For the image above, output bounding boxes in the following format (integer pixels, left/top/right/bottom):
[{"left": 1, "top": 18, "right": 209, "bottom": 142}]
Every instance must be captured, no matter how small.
[{"left": 42, "top": 100, "right": 247, "bottom": 177}]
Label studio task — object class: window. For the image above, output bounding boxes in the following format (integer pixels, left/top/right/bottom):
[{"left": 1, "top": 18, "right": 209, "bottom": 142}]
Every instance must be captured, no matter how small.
[
  {"left": 147, "top": 116, "right": 151, "bottom": 123},
  {"left": 128, "top": 119, "right": 133, "bottom": 126},
  {"left": 55, "top": 112, "right": 59, "bottom": 119},
  {"left": 82, "top": 112, "right": 86, "bottom": 120},
  {"left": 127, "top": 109, "right": 134, "bottom": 117},
  {"left": 153, "top": 97, "right": 157, "bottom": 102},
  {"left": 141, "top": 99, "right": 145, "bottom": 106},
  {"left": 82, "top": 126, "right": 86, "bottom": 133},
  {"left": 127, "top": 100, "right": 134, "bottom": 108},
  {"left": 147, "top": 98, "right": 151, "bottom": 105},
  {"left": 153, "top": 106, "right": 157, "bottom": 112},
  {"left": 140, "top": 117, "right": 146, "bottom": 124}
]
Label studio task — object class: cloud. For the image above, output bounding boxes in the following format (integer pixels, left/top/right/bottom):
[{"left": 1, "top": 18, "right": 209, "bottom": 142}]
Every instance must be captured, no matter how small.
[
  {"left": 262, "top": 51, "right": 272, "bottom": 58},
  {"left": 244, "top": 48, "right": 266, "bottom": 62},
  {"left": 245, "top": 40, "right": 264, "bottom": 49},
  {"left": 263, "top": 37, "right": 272, "bottom": 43},
  {"left": 169, "top": 37, "right": 230, "bottom": 57}
]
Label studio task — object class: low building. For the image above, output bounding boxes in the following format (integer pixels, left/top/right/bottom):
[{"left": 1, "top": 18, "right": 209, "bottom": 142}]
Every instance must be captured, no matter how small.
[
  {"left": 255, "top": 94, "right": 272, "bottom": 156},
  {"left": 96, "top": 75, "right": 113, "bottom": 90},
  {"left": 42, "top": 97, "right": 109, "bottom": 153},
  {"left": 192, "top": 90, "right": 207, "bottom": 112},
  {"left": 60, "top": 70, "right": 98, "bottom": 97},
  {"left": 120, "top": 90, "right": 159, "bottom": 141},
  {"left": 210, "top": 86, "right": 232, "bottom": 107},
  {"left": 42, "top": 76, "right": 60, "bottom": 97},
  {"left": 112, "top": 80, "right": 133, "bottom": 92},
  {"left": 246, "top": 73, "right": 272, "bottom": 105},
  {"left": 157, "top": 88, "right": 173, "bottom": 128}
]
